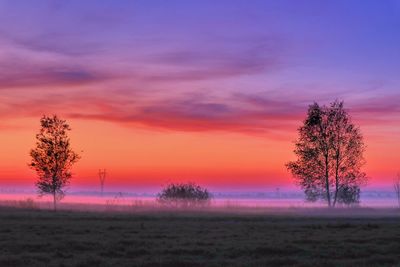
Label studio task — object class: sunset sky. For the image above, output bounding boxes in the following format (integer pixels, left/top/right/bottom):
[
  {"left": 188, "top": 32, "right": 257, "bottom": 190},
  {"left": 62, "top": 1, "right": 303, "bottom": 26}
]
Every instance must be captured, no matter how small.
[{"left": 0, "top": 0, "right": 399, "bottom": 192}]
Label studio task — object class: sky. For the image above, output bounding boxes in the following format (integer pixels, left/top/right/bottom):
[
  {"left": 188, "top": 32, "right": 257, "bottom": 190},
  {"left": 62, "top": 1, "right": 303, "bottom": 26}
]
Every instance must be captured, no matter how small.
[{"left": 0, "top": 0, "right": 399, "bottom": 192}]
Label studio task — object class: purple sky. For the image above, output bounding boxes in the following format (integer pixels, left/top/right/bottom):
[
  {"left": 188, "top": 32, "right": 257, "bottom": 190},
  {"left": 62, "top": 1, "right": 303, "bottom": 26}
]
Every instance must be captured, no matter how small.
[{"left": 0, "top": 0, "right": 399, "bottom": 190}]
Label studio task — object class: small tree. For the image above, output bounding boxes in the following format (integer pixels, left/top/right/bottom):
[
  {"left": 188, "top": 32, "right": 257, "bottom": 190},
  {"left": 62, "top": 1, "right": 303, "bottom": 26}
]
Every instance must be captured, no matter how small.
[
  {"left": 157, "top": 182, "right": 211, "bottom": 207},
  {"left": 394, "top": 173, "right": 400, "bottom": 209},
  {"left": 29, "top": 115, "right": 80, "bottom": 211},
  {"left": 286, "top": 100, "right": 367, "bottom": 207}
]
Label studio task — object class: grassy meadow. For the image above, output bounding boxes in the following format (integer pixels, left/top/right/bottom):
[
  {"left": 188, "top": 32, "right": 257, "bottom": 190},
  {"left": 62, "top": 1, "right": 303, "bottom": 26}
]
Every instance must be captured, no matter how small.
[{"left": 0, "top": 206, "right": 400, "bottom": 267}]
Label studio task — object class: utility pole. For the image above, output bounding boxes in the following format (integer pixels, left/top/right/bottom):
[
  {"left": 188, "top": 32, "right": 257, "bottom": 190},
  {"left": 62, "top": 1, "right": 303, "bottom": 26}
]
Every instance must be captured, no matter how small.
[
  {"left": 98, "top": 169, "right": 106, "bottom": 197},
  {"left": 276, "top": 187, "right": 281, "bottom": 199}
]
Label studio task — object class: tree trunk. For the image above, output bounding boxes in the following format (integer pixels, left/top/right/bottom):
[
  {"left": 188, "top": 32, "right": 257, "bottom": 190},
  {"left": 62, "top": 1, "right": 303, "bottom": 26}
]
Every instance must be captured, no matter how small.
[
  {"left": 332, "top": 140, "right": 341, "bottom": 208},
  {"left": 333, "top": 182, "right": 339, "bottom": 207},
  {"left": 53, "top": 191, "right": 57, "bottom": 212},
  {"left": 333, "top": 158, "right": 340, "bottom": 207},
  {"left": 325, "top": 155, "right": 331, "bottom": 207},
  {"left": 397, "top": 194, "right": 400, "bottom": 209}
]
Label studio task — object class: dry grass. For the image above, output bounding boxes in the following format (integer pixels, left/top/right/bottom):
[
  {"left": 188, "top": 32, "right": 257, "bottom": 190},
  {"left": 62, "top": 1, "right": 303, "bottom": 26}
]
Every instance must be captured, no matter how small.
[{"left": 0, "top": 206, "right": 399, "bottom": 266}]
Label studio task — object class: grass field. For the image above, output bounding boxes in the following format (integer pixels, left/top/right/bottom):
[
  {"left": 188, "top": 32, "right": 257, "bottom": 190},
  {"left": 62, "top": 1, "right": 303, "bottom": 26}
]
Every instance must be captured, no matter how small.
[{"left": 0, "top": 207, "right": 399, "bottom": 267}]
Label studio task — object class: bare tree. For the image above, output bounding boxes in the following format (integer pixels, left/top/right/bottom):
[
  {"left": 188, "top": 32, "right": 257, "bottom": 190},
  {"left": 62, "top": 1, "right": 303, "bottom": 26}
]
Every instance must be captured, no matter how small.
[
  {"left": 98, "top": 169, "right": 106, "bottom": 197},
  {"left": 395, "top": 173, "right": 400, "bottom": 209},
  {"left": 286, "top": 100, "right": 367, "bottom": 207},
  {"left": 29, "top": 115, "right": 80, "bottom": 211}
]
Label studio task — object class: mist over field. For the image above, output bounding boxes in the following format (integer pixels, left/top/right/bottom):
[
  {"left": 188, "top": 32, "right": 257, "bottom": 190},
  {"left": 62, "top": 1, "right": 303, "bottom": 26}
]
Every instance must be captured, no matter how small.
[{"left": 1, "top": 188, "right": 399, "bottom": 212}]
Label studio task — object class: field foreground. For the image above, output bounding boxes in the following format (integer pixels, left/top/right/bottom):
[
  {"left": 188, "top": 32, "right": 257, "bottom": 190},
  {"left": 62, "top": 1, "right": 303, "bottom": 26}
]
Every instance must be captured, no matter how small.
[{"left": 0, "top": 207, "right": 400, "bottom": 267}]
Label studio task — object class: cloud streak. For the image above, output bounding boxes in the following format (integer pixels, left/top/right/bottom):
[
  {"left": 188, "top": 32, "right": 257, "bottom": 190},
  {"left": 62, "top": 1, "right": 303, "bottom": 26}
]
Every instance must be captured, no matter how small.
[
  {"left": 0, "top": 1, "right": 398, "bottom": 139},
  {"left": 0, "top": 67, "right": 107, "bottom": 89},
  {"left": 68, "top": 91, "right": 400, "bottom": 134},
  {"left": 140, "top": 36, "right": 285, "bottom": 82},
  {"left": 1, "top": 62, "right": 399, "bottom": 139}
]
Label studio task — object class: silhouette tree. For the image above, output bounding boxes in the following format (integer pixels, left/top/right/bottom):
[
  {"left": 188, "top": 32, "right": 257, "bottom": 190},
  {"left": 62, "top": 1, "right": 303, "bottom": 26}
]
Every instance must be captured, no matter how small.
[
  {"left": 157, "top": 182, "right": 211, "bottom": 207},
  {"left": 394, "top": 173, "right": 400, "bottom": 208},
  {"left": 29, "top": 115, "right": 80, "bottom": 211},
  {"left": 286, "top": 100, "right": 367, "bottom": 207}
]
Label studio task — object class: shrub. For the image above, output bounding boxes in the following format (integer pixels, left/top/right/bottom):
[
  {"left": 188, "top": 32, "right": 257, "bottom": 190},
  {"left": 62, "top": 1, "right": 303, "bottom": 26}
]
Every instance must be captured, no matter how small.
[
  {"left": 157, "top": 182, "right": 211, "bottom": 207},
  {"left": 18, "top": 198, "right": 39, "bottom": 210},
  {"left": 337, "top": 185, "right": 360, "bottom": 206}
]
